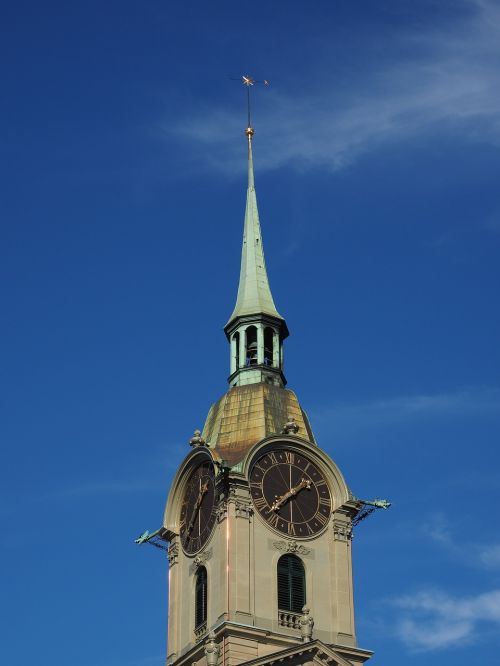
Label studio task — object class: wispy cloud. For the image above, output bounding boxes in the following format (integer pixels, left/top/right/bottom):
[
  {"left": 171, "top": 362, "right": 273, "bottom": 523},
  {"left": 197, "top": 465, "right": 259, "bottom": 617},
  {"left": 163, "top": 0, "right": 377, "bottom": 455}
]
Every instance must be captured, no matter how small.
[
  {"left": 391, "top": 587, "right": 500, "bottom": 651},
  {"left": 311, "top": 386, "right": 500, "bottom": 436},
  {"left": 166, "top": 1, "right": 500, "bottom": 174},
  {"left": 480, "top": 545, "right": 500, "bottom": 568},
  {"left": 425, "top": 513, "right": 500, "bottom": 570}
]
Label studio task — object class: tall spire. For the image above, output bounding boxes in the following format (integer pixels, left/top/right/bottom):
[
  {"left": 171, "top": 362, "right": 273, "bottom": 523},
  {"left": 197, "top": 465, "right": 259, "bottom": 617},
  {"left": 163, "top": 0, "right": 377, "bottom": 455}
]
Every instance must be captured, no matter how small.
[
  {"left": 226, "top": 128, "right": 284, "bottom": 326},
  {"left": 224, "top": 114, "right": 288, "bottom": 389}
]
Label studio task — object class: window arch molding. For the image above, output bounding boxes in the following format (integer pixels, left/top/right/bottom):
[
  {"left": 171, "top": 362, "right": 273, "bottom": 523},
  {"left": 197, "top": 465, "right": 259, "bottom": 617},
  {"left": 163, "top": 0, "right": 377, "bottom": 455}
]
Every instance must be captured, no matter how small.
[{"left": 277, "top": 553, "right": 306, "bottom": 614}]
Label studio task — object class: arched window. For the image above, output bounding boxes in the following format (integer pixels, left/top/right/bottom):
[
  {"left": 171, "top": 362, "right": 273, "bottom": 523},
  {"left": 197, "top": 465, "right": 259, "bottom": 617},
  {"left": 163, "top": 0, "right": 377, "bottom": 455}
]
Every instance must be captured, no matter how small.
[
  {"left": 195, "top": 566, "right": 207, "bottom": 628},
  {"left": 277, "top": 554, "right": 306, "bottom": 613},
  {"left": 264, "top": 327, "right": 274, "bottom": 367},
  {"left": 245, "top": 326, "right": 258, "bottom": 366}
]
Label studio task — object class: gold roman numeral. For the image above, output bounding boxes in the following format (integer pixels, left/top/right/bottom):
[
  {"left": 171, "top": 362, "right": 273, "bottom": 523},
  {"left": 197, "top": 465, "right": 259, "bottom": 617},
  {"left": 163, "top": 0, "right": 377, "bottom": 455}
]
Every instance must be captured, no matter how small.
[
  {"left": 253, "top": 496, "right": 267, "bottom": 511},
  {"left": 315, "top": 511, "right": 329, "bottom": 526},
  {"left": 267, "top": 512, "right": 280, "bottom": 528},
  {"left": 284, "top": 451, "right": 295, "bottom": 464}
]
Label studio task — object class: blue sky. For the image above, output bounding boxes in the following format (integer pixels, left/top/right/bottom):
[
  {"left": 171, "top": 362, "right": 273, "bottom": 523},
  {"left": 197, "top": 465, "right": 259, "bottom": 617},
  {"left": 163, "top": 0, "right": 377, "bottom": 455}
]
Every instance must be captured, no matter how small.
[{"left": 1, "top": 1, "right": 500, "bottom": 664}]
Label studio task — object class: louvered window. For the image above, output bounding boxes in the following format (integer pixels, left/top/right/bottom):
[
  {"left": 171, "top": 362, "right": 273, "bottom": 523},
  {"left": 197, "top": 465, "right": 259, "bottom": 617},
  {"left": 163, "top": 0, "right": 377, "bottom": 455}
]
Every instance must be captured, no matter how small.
[
  {"left": 195, "top": 566, "right": 207, "bottom": 628},
  {"left": 277, "top": 554, "right": 306, "bottom": 613}
]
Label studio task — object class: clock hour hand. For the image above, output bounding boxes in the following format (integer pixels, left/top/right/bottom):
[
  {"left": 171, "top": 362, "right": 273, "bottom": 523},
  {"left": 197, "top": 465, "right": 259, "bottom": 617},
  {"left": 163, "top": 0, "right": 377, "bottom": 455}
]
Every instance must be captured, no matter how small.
[
  {"left": 271, "top": 478, "right": 312, "bottom": 512},
  {"left": 186, "top": 482, "right": 209, "bottom": 534}
]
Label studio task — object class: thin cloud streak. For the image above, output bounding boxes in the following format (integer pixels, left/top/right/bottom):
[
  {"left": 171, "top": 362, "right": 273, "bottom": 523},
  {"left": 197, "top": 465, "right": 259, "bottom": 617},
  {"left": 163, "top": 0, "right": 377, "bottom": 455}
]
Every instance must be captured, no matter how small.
[
  {"left": 390, "top": 587, "right": 500, "bottom": 651},
  {"left": 166, "top": 0, "right": 500, "bottom": 174},
  {"left": 425, "top": 513, "right": 500, "bottom": 570},
  {"left": 311, "top": 386, "right": 500, "bottom": 436}
]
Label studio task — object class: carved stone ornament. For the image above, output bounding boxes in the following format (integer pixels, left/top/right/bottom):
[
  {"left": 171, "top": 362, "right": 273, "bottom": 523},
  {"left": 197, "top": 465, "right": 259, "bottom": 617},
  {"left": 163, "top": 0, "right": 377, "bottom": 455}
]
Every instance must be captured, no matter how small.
[
  {"left": 204, "top": 631, "right": 220, "bottom": 666},
  {"left": 216, "top": 501, "right": 227, "bottom": 523},
  {"left": 189, "top": 549, "right": 212, "bottom": 574},
  {"left": 273, "top": 539, "right": 311, "bottom": 556},
  {"left": 167, "top": 542, "right": 179, "bottom": 567},
  {"left": 333, "top": 520, "right": 352, "bottom": 542},
  {"left": 189, "top": 429, "right": 206, "bottom": 448},
  {"left": 234, "top": 500, "right": 254, "bottom": 520},
  {"left": 281, "top": 417, "right": 299, "bottom": 435},
  {"left": 299, "top": 606, "right": 314, "bottom": 643}
]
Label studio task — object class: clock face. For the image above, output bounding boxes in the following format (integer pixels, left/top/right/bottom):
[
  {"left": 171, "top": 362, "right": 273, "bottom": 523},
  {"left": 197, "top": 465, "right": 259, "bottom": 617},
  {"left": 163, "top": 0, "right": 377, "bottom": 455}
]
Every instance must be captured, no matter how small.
[
  {"left": 179, "top": 460, "right": 217, "bottom": 554},
  {"left": 249, "top": 447, "right": 332, "bottom": 538}
]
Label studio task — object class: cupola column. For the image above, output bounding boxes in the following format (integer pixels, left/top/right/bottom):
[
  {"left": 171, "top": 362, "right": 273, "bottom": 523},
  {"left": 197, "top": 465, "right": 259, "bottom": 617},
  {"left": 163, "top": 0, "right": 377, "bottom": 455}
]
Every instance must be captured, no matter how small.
[
  {"left": 273, "top": 330, "right": 280, "bottom": 368},
  {"left": 257, "top": 325, "right": 264, "bottom": 365},
  {"left": 230, "top": 335, "right": 237, "bottom": 375},
  {"left": 239, "top": 327, "right": 247, "bottom": 369}
]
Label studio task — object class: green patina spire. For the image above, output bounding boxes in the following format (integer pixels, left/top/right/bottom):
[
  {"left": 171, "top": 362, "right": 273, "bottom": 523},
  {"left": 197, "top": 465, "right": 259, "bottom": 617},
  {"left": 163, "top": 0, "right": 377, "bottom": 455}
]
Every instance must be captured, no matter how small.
[
  {"left": 226, "top": 128, "right": 284, "bottom": 327},
  {"left": 224, "top": 125, "right": 288, "bottom": 388}
]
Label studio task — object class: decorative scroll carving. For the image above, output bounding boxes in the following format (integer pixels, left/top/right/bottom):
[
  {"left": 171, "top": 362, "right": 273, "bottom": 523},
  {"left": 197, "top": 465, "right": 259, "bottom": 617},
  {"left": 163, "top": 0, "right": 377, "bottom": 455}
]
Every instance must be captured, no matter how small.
[
  {"left": 234, "top": 500, "right": 253, "bottom": 520},
  {"left": 273, "top": 539, "right": 310, "bottom": 556},
  {"left": 216, "top": 501, "right": 228, "bottom": 523},
  {"left": 194, "top": 548, "right": 212, "bottom": 566},
  {"left": 189, "top": 549, "right": 212, "bottom": 574},
  {"left": 333, "top": 520, "right": 352, "bottom": 542},
  {"left": 167, "top": 542, "right": 179, "bottom": 567}
]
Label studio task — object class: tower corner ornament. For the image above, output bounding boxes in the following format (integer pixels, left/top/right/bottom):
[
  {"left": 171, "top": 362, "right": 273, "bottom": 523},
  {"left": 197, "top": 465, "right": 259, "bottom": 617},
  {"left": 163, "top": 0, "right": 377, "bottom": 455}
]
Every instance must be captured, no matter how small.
[
  {"left": 189, "top": 429, "right": 207, "bottom": 447},
  {"left": 300, "top": 606, "right": 314, "bottom": 643},
  {"left": 204, "top": 632, "right": 220, "bottom": 666},
  {"left": 137, "top": 84, "right": 391, "bottom": 666},
  {"left": 281, "top": 417, "right": 300, "bottom": 435}
]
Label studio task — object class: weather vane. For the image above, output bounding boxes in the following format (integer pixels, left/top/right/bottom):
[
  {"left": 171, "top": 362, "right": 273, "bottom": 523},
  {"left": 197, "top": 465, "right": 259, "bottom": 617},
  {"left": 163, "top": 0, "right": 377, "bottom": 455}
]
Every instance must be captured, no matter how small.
[{"left": 232, "top": 75, "right": 269, "bottom": 137}]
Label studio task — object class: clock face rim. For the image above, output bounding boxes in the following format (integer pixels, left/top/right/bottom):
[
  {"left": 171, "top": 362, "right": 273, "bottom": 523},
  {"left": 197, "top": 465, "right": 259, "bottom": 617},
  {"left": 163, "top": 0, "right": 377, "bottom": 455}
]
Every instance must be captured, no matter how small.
[
  {"left": 248, "top": 444, "right": 332, "bottom": 539},
  {"left": 179, "top": 459, "right": 217, "bottom": 555}
]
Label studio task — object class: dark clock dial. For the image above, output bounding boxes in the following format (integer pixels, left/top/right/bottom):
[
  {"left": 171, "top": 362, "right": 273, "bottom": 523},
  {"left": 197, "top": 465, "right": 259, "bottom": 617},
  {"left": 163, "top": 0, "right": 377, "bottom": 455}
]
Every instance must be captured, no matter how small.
[
  {"left": 249, "top": 447, "right": 332, "bottom": 538},
  {"left": 179, "top": 461, "right": 217, "bottom": 554}
]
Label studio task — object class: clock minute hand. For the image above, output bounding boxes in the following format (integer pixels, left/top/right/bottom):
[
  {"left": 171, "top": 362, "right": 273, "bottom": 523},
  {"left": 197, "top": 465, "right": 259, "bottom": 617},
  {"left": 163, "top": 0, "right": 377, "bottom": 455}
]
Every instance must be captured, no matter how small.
[
  {"left": 187, "top": 482, "right": 209, "bottom": 534},
  {"left": 271, "top": 478, "right": 312, "bottom": 512}
]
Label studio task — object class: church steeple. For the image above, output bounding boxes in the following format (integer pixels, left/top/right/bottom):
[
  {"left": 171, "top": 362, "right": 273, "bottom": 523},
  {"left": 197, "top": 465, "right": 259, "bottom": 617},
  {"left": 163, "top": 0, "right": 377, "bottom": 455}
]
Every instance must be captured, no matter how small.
[
  {"left": 227, "top": 128, "right": 283, "bottom": 324},
  {"left": 224, "top": 126, "right": 289, "bottom": 387}
]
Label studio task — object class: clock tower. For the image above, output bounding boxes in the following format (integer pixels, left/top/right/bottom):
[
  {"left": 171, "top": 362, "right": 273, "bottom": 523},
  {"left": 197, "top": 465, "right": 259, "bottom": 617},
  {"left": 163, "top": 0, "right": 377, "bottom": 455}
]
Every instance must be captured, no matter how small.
[{"left": 140, "top": 118, "right": 380, "bottom": 666}]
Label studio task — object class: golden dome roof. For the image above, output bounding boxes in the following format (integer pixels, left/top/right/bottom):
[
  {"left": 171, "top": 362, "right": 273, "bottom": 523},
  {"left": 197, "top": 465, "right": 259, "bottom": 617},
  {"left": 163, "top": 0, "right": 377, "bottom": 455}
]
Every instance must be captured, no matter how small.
[{"left": 202, "top": 383, "right": 316, "bottom": 466}]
